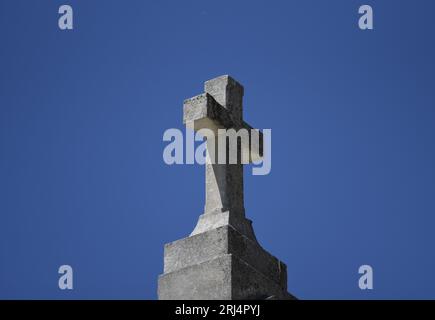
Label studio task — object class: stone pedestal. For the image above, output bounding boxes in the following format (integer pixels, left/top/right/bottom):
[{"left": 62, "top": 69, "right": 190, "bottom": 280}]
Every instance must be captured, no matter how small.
[{"left": 158, "top": 211, "right": 295, "bottom": 300}]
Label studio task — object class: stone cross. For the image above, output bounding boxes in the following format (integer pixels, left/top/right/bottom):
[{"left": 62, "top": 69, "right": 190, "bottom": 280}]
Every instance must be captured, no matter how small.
[
  {"left": 158, "top": 75, "right": 294, "bottom": 300},
  {"left": 183, "top": 75, "right": 263, "bottom": 239}
]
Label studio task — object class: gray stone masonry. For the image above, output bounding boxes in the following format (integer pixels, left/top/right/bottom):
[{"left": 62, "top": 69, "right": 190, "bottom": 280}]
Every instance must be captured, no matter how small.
[{"left": 158, "top": 75, "right": 295, "bottom": 300}]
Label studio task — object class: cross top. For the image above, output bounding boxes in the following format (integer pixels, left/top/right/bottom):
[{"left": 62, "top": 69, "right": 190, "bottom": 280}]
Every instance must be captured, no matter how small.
[{"left": 204, "top": 75, "right": 244, "bottom": 125}]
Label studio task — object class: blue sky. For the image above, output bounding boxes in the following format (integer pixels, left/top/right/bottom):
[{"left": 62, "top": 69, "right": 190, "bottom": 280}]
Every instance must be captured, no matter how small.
[{"left": 1, "top": 0, "right": 435, "bottom": 299}]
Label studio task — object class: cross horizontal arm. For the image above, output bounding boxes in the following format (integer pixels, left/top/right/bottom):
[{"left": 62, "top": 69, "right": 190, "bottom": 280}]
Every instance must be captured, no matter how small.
[
  {"left": 183, "top": 93, "right": 263, "bottom": 162},
  {"left": 183, "top": 93, "right": 233, "bottom": 131}
]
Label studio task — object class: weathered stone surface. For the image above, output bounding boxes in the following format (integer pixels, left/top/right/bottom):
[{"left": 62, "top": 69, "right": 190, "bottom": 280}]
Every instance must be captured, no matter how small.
[
  {"left": 204, "top": 75, "right": 244, "bottom": 125},
  {"left": 158, "top": 226, "right": 294, "bottom": 300},
  {"left": 190, "top": 209, "right": 257, "bottom": 241},
  {"left": 158, "top": 75, "right": 295, "bottom": 300},
  {"left": 163, "top": 225, "right": 286, "bottom": 288},
  {"left": 158, "top": 255, "right": 232, "bottom": 300},
  {"left": 183, "top": 93, "right": 233, "bottom": 132}
]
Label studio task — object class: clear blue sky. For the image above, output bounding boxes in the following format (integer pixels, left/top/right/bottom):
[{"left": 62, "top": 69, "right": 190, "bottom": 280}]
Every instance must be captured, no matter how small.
[{"left": 1, "top": 0, "right": 435, "bottom": 299}]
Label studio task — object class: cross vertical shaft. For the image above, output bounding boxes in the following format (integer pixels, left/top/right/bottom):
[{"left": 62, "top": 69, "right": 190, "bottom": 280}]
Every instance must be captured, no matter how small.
[{"left": 204, "top": 76, "right": 245, "bottom": 215}]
